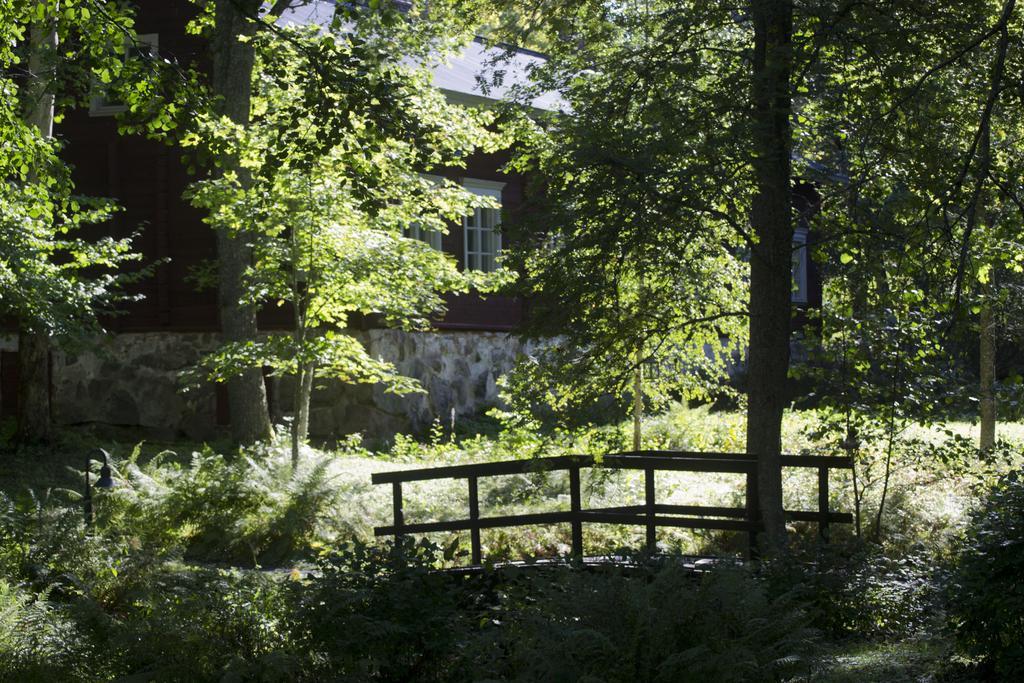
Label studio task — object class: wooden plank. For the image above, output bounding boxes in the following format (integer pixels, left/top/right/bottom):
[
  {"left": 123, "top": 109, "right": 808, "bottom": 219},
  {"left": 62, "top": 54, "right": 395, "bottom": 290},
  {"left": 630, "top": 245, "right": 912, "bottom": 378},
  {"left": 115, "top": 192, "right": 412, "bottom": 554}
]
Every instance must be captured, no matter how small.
[
  {"left": 373, "top": 509, "right": 852, "bottom": 538},
  {"left": 786, "top": 510, "right": 853, "bottom": 524},
  {"left": 780, "top": 455, "right": 853, "bottom": 469},
  {"left": 570, "top": 465, "right": 583, "bottom": 558},
  {"left": 818, "top": 466, "right": 830, "bottom": 541},
  {"left": 375, "top": 510, "right": 575, "bottom": 537},
  {"left": 371, "top": 454, "right": 755, "bottom": 484},
  {"left": 746, "top": 468, "right": 759, "bottom": 560},
  {"left": 392, "top": 482, "right": 404, "bottom": 539},
  {"left": 645, "top": 467, "right": 656, "bottom": 552},
  {"left": 371, "top": 452, "right": 852, "bottom": 485},
  {"left": 655, "top": 504, "right": 748, "bottom": 518},
  {"left": 577, "top": 511, "right": 756, "bottom": 532},
  {"left": 468, "top": 476, "right": 481, "bottom": 565},
  {"left": 371, "top": 455, "right": 589, "bottom": 484},
  {"left": 619, "top": 450, "right": 754, "bottom": 460}
]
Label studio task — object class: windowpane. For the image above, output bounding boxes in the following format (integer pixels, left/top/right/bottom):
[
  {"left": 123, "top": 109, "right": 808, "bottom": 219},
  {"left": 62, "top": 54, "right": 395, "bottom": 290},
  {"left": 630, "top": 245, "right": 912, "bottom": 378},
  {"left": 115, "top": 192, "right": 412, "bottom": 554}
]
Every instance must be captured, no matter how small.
[{"left": 462, "top": 180, "right": 504, "bottom": 273}]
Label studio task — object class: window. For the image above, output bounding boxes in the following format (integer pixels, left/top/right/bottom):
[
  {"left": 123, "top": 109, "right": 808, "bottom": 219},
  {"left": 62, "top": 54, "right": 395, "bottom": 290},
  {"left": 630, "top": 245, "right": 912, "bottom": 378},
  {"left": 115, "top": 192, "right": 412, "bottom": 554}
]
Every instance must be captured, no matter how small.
[
  {"left": 403, "top": 174, "right": 444, "bottom": 250},
  {"left": 405, "top": 223, "right": 443, "bottom": 250},
  {"left": 89, "top": 33, "right": 158, "bottom": 117},
  {"left": 463, "top": 179, "right": 504, "bottom": 272},
  {"left": 792, "top": 225, "right": 809, "bottom": 304}
]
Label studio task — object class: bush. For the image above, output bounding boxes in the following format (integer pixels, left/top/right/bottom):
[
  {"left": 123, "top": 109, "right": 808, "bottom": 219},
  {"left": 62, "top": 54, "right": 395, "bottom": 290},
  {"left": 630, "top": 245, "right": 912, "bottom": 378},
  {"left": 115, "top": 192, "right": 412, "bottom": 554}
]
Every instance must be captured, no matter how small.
[
  {"left": 488, "top": 563, "right": 817, "bottom": 682},
  {"left": 100, "top": 444, "right": 343, "bottom": 566},
  {"left": 767, "top": 546, "right": 944, "bottom": 641},
  {"left": 289, "top": 538, "right": 476, "bottom": 681},
  {"left": 99, "top": 568, "right": 298, "bottom": 681},
  {"left": 290, "top": 541, "right": 817, "bottom": 682},
  {"left": 949, "top": 470, "right": 1024, "bottom": 678},
  {"left": 0, "top": 580, "right": 97, "bottom": 682}
]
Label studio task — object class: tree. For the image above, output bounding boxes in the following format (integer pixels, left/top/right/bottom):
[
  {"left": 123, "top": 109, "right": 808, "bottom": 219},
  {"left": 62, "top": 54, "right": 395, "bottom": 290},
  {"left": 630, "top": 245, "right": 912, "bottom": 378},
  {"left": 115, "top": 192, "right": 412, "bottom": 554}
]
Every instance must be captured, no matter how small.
[
  {"left": 1, "top": 0, "right": 144, "bottom": 443},
  {"left": 497, "top": 27, "right": 747, "bottom": 442},
  {"left": 206, "top": 0, "right": 275, "bottom": 444},
  {"left": 183, "top": 1, "right": 508, "bottom": 462},
  {"left": 746, "top": 0, "right": 796, "bottom": 546},
  {"left": 488, "top": 0, "right": 805, "bottom": 548},
  {"left": 798, "top": 0, "right": 1024, "bottom": 458}
]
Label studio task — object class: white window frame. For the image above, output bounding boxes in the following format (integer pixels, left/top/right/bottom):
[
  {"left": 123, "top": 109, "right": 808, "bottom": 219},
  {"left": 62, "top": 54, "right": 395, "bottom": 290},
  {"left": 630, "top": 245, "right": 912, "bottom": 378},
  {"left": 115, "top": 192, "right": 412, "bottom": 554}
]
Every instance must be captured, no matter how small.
[
  {"left": 462, "top": 178, "right": 505, "bottom": 273},
  {"left": 792, "top": 225, "right": 809, "bottom": 304},
  {"left": 89, "top": 33, "right": 159, "bottom": 117}
]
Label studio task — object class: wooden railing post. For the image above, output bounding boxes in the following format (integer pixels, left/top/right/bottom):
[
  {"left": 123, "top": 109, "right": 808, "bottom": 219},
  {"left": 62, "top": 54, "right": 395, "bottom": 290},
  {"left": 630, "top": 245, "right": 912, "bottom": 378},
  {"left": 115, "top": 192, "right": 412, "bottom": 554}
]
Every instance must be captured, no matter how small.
[
  {"left": 392, "top": 481, "right": 404, "bottom": 544},
  {"left": 468, "top": 475, "right": 482, "bottom": 565},
  {"left": 818, "top": 465, "right": 830, "bottom": 542},
  {"left": 746, "top": 465, "right": 759, "bottom": 560},
  {"left": 644, "top": 467, "right": 656, "bottom": 553},
  {"left": 569, "top": 464, "right": 583, "bottom": 559}
]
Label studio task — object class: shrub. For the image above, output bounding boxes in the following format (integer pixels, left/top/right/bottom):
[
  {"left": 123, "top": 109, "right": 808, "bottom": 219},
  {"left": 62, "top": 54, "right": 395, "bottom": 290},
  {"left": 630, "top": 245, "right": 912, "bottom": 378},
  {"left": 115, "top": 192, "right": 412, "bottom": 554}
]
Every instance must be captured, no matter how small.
[
  {"left": 768, "top": 546, "right": 944, "bottom": 641},
  {"left": 0, "top": 580, "right": 97, "bottom": 683},
  {"left": 487, "top": 563, "right": 817, "bottom": 682},
  {"left": 290, "top": 541, "right": 816, "bottom": 682},
  {"left": 99, "top": 568, "right": 297, "bottom": 682},
  {"left": 948, "top": 470, "right": 1024, "bottom": 678},
  {"left": 289, "top": 538, "right": 475, "bottom": 681},
  {"left": 101, "top": 444, "right": 344, "bottom": 566}
]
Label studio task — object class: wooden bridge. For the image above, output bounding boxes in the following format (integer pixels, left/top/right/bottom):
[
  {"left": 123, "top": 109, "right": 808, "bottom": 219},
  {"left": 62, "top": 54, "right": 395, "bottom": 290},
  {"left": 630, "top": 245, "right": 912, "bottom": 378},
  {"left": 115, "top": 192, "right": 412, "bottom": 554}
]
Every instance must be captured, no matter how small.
[{"left": 372, "top": 450, "right": 854, "bottom": 565}]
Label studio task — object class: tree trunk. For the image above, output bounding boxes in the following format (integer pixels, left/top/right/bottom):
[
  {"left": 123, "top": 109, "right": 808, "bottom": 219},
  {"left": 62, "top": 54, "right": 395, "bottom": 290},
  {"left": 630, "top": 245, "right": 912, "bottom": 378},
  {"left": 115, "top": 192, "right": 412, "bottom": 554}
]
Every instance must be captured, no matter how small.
[
  {"left": 211, "top": 0, "right": 272, "bottom": 444},
  {"left": 746, "top": 0, "right": 794, "bottom": 553},
  {"left": 16, "top": 332, "right": 51, "bottom": 443},
  {"left": 291, "top": 362, "right": 315, "bottom": 467},
  {"left": 979, "top": 293, "right": 996, "bottom": 451},
  {"left": 16, "top": 3, "right": 57, "bottom": 444}
]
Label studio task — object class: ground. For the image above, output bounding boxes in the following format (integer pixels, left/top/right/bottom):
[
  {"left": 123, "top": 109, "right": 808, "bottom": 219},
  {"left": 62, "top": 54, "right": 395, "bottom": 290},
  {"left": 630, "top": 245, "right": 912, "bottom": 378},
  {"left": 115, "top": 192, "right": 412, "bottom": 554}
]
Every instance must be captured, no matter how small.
[{"left": 1, "top": 404, "right": 1019, "bottom": 680}]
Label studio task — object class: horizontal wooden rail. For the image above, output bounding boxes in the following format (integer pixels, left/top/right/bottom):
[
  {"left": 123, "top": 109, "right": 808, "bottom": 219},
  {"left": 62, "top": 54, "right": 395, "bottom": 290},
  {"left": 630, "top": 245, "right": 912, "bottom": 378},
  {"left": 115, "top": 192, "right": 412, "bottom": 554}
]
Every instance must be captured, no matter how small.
[
  {"left": 371, "top": 451, "right": 852, "bottom": 485},
  {"left": 372, "top": 450, "right": 853, "bottom": 564}
]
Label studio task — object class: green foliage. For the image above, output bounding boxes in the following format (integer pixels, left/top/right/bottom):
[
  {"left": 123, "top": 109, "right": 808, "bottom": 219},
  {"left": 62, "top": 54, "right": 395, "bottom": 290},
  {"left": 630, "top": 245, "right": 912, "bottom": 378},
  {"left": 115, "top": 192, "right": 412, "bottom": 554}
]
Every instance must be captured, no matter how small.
[
  {"left": 0, "top": 580, "right": 95, "bottom": 683},
  {"left": 290, "top": 538, "right": 472, "bottom": 681},
  {"left": 489, "top": 563, "right": 816, "bottom": 682},
  {"left": 98, "top": 443, "right": 345, "bottom": 566},
  {"left": 0, "top": 0, "right": 146, "bottom": 342},
  {"left": 100, "top": 568, "right": 296, "bottom": 682},
  {"left": 496, "top": 1, "right": 748, "bottom": 428},
  {"left": 0, "top": 409, "right": 1021, "bottom": 680},
  {"left": 948, "top": 470, "right": 1024, "bottom": 678},
  {"left": 291, "top": 539, "right": 816, "bottom": 682},
  {"left": 181, "top": 3, "right": 514, "bottom": 437},
  {"left": 768, "top": 547, "right": 944, "bottom": 641}
]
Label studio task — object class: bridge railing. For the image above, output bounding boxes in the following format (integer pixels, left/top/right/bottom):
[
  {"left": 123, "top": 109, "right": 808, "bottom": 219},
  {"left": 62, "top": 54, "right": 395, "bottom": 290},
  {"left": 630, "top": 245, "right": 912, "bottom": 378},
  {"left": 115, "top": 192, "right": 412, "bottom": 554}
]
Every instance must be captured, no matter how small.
[{"left": 371, "top": 450, "right": 854, "bottom": 564}]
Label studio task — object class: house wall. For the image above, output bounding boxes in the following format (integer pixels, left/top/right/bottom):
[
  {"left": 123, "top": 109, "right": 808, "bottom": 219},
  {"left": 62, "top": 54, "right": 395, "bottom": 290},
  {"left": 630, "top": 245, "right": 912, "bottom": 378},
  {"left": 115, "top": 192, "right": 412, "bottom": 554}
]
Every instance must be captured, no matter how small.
[{"left": 0, "top": 330, "right": 528, "bottom": 440}]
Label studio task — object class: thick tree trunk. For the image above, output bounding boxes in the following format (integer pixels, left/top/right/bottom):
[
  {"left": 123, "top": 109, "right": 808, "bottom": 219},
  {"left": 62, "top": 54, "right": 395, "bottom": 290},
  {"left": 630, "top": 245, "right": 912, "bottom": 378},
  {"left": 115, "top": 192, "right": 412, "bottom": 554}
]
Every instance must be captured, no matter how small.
[
  {"left": 16, "top": 332, "right": 51, "bottom": 443},
  {"left": 211, "top": 0, "right": 272, "bottom": 444},
  {"left": 16, "top": 4, "right": 57, "bottom": 443},
  {"left": 746, "top": 0, "right": 794, "bottom": 552},
  {"left": 979, "top": 295, "right": 996, "bottom": 451}
]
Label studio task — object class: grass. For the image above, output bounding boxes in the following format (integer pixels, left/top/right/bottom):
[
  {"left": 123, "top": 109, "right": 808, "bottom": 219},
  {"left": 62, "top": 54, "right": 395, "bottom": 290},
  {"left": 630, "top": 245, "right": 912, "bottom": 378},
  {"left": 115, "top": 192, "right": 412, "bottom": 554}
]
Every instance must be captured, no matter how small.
[
  {"left": 1, "top": 403, "right": 1018, "bottom": 681},
  {"left": 3, "top": 403, "right": 1019, "bottom": 565}
]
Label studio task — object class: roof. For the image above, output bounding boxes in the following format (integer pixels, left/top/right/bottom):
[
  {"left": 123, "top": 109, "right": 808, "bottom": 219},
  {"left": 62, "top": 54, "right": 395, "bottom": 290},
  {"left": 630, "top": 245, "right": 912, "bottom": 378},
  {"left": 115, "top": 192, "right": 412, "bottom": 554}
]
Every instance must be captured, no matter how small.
[{"left": 276, "top": 1, "right": 562, "bottom": 112}]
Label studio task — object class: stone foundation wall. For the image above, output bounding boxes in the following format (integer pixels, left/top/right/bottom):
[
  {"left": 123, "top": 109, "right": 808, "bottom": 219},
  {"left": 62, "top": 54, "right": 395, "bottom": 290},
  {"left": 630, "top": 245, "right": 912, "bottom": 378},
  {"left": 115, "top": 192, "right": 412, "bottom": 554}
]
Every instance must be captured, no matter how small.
[{"left": 6, "top": 330, "right": 527, "bottom": 440}]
